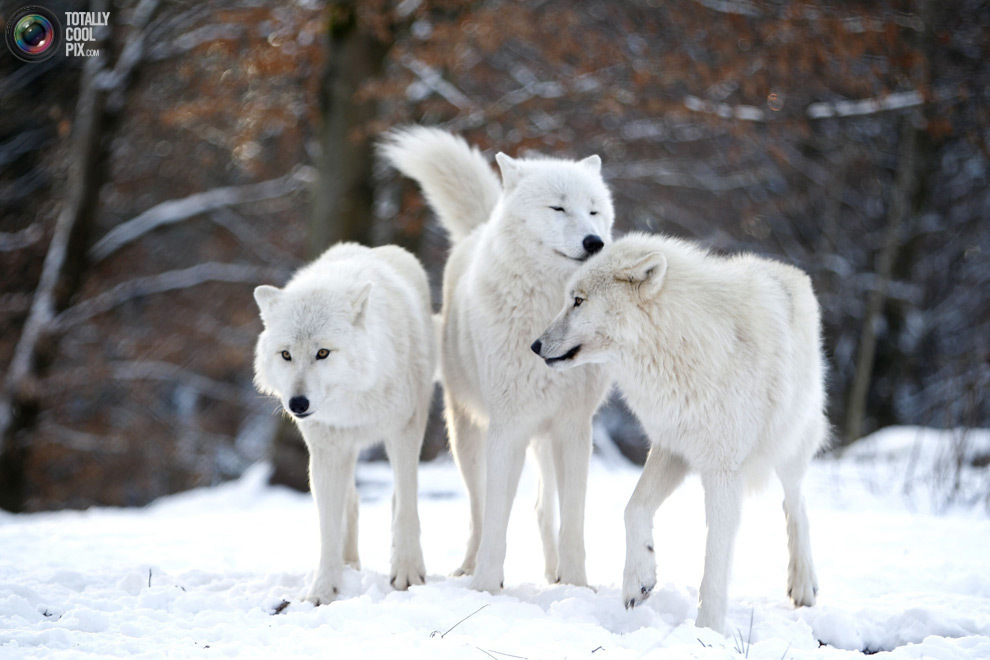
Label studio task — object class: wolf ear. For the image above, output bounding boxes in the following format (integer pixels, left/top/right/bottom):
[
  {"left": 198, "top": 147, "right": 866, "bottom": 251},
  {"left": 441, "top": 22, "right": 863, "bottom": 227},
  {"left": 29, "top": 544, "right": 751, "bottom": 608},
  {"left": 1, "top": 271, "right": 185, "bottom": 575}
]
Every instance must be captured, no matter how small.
[
  {"left": 253, "top": 285, "right": 281, "bottom": 323},
  {"left": 618, "top": 251, "right": 667, "bottom": 296},
  {"left": 579, "top": 154, "right": 602, "bottom": 174},
  {"left": 496, "top": 152, "right": 523, "bottom": 191},
  {"left": 351, "top": 281, "right": 374, "bottom": 325}
]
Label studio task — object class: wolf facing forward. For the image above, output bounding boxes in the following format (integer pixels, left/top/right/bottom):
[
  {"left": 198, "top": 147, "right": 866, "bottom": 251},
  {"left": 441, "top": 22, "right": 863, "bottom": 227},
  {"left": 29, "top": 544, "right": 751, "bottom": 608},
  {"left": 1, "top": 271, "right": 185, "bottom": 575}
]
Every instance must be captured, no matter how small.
[{"left": 253, "top": 243, "right": 435, "bottom": 604}]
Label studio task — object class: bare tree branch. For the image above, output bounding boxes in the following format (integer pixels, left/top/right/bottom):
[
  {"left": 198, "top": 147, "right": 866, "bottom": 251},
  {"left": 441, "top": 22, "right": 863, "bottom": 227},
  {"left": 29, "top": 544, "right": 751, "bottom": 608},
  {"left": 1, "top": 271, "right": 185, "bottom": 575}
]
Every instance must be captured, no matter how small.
[
  {"left": 400, "top": 54, "right": 477, "bottom": 111},
  {"left": 88, "top": 166, "right": 315, "bottom": 263},
  {"left": 0, "top": 129, "right": 51, "bottom": 168},
  {"left": 96, "top": 0, "right": 161, "bottom": 111},
  {"left": 0, "top": 224, "right": 43, "bottom": 252},
  {"left": 684, "top": 95, "right": 768, "bottom": 122},
  {"left": 208, "top": 207, "right": 302, "bottom": 268},
  {"left": 807, "top": 90, "right": 923, "bottom": 119},
  {"left": 110, "top": 360, "right": 249, "bottom": 404},
  {"left": 606, "top": 161, "right": 781, "bottom": 191},
  {"left": 690, "top": 0, "right": 762, "bottom": 17},
  {"left": 683, "top": 89, "right": 942, "bottom": 123},
  {"left": 53, "top": 262, "right": 289, "bottom": 331}
]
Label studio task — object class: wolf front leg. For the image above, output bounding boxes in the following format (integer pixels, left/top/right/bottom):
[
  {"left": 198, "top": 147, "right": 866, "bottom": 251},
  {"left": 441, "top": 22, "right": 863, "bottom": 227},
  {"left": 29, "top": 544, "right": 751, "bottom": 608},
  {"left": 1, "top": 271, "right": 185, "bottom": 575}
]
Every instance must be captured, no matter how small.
[
  {"left": 695, "top": 470, "right": 743, "bottom": 632},
  {"left": 470, "top": 421, "right": 530, "bottom": 593},
  {"left": 531, "top": 436, "right": 559, "bottom": 584},
  {"left": 384, "top": 418, "right": 427, "bottom": 590},
  {"left": 549, "top": 414, "right": 594, "bottom": 587},
  {"left": 304, "top": 433, "right": 358, "bottom": 605},
  {"left": 622, "top": 447, "right": 688, "bottom": 608},
  {"left": 343, "top": 480, "right": 360, "bottom": 569}
]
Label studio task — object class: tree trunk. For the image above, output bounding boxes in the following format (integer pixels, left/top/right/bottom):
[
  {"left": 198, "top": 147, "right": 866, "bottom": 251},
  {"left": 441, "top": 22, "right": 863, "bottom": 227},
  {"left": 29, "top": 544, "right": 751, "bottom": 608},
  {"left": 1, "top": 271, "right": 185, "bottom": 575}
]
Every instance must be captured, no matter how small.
[
  {"left": 270, "top": 1, "right": 390, "bottom": 490},
  {"left": 843, "top": 120, "right": 918, "bottom": 445},
  {"left": 308, "top": 0, "right": 389, "bottom": 255},
  {"left": 0, "top": 57, "right": 107, "bottom": 512},
  {"left": 843, "top": 0, "right": 933, "bottom": 445},
  {"left": 0, "top": 0, "right": 158, "bottom": 511}
]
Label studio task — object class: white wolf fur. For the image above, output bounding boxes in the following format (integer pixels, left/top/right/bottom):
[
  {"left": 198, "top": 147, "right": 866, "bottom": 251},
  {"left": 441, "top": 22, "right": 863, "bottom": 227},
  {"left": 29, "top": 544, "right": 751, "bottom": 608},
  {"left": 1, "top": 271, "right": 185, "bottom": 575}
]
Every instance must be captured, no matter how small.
[
  {"left": 253, "top": 242, "right": 435, "bottom": 604},
  {"left": 381, "top": 127, "right": 614, "bottom": 591},
  {"left": 534, "top": 232, "right": 827, "bottom": 632}
]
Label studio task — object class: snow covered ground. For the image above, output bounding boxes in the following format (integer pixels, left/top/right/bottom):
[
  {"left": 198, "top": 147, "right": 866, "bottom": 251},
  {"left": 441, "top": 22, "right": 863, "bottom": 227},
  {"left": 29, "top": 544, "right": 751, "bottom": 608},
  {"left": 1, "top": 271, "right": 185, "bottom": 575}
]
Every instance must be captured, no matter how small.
[{"left": 2, "top": 426, "right": 989, "bottom": 659}]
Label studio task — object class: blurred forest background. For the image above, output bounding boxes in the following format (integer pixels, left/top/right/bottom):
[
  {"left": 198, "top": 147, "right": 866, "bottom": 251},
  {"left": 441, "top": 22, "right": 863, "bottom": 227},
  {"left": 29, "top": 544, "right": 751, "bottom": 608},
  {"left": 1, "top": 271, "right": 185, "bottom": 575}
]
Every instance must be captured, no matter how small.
[{"left": 0, "top": 0, "right": 986, "bottom": 512}]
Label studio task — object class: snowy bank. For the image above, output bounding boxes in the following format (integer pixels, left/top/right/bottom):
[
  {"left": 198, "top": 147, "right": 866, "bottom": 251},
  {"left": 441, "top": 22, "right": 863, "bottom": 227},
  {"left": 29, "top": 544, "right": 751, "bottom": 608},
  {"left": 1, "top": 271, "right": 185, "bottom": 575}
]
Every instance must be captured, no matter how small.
[{"left": 1, "top": 426, "right": 989, "bottom": 658}]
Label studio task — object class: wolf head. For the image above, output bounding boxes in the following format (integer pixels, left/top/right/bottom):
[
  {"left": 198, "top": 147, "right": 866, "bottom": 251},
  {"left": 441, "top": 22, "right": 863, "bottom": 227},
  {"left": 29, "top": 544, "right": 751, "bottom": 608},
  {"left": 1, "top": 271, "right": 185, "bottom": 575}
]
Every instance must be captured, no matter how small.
[
  {"left": 253, "top": 281, "right": 378, "bottom": 423},
  {"left": 532, "top": 236, "right": 668, "bottom": 370},
  {"left": 495, "top": 152, "right": 614, "bottom": 264}
]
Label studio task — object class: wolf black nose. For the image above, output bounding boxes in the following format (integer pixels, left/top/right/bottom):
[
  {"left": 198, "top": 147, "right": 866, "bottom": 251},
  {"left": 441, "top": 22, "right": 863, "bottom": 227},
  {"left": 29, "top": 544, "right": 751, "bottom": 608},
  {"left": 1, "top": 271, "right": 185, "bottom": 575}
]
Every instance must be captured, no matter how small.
[
  {"left": 288, "top": 396, "right": 309, "bottom": 415},
  {"left": 583, "top": 234, "right": 604, "bottom": 255},
  {"left": 530, "top": 339, "right": 543, "bottom": 355}
]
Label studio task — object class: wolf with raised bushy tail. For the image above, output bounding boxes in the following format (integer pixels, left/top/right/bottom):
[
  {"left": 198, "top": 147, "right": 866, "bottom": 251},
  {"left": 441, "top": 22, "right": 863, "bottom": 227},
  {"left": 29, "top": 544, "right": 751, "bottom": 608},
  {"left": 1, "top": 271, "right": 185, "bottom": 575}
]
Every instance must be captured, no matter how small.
[
  {"left": 381, "top": 127, "right": 614, "bottom": 592},
  {"left": 253, "top": 242, "right": 434, "bottom": 604},
  {"left": 533, "top": 232, "right": 827, "bottom": 633}
]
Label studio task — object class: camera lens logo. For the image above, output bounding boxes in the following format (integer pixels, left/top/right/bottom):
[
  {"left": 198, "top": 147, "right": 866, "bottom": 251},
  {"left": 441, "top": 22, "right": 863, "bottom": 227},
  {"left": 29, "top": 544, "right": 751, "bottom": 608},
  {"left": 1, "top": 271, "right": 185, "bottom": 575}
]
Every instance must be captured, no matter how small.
[{"left": 6, "top": 6, "right": 61, "bottom": 62}]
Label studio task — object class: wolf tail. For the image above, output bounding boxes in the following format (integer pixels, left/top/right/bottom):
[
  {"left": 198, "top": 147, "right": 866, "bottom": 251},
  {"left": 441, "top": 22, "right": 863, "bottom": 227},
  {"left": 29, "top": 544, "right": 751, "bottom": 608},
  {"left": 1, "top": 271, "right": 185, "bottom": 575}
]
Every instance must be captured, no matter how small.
[{"left": 380, "top": 127, "right": 501, "bottom": 243}]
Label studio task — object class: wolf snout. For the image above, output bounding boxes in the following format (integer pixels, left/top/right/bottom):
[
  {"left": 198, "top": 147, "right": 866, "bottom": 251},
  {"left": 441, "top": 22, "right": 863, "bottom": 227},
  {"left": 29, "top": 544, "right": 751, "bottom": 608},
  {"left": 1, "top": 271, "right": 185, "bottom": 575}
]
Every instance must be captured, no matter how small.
[
  {"left": 582, "top": 234, "right": 604, "bottom": 256},
  {"left": 530, "top": 339, "right": 543, "bottom": 356},
  {"left": 288, "top": 395, "right": 310, "bottom": 416}
]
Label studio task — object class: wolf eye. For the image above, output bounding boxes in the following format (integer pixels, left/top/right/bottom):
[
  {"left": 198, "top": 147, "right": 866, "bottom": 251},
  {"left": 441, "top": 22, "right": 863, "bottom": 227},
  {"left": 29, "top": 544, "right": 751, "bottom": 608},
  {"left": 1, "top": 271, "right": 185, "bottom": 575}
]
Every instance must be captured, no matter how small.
[
  {"left": 550, "top": 206, "right": 565, "bottom": 212},
  {"left": 590, "top": 211, "right": 598, "bottom": 216},
  {"left": 280, "top": 351, "right": 291, "bottom": 361},
  {"left": 573, "top": 296, "right": 584, "bottom": 308},
  {"left": 316, "top": 348, "right": 330, "bottom": 360}
]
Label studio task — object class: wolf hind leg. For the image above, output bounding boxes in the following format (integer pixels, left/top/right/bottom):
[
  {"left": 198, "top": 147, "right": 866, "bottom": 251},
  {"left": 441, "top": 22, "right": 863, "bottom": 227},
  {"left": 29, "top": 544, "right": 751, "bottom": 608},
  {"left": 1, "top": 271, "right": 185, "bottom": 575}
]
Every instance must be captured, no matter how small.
[
  {"left": 447, "top": 394, "right": 485, "bottom": 577},
  {"left": 776, "top": 419, "right": 823, "bottom": 608}
]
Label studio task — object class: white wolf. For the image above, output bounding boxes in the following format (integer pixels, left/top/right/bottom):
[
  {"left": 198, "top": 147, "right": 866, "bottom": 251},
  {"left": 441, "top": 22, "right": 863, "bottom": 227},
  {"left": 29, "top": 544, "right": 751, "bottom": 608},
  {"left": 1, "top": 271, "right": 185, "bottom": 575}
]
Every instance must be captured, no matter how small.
[
  {"left": 381, "top": 127, "right": 614, "bottom": 592},
  {"left": 533, "top": 232, "right": 826, "bottom": 632},
  {"left": 253, "top": 242, "right": 435, "bottom": 604}
]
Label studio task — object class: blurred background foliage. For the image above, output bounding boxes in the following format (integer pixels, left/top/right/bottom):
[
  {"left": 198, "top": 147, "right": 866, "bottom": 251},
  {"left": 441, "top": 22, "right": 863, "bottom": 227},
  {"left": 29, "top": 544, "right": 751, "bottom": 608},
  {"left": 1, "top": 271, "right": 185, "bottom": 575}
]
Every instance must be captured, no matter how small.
[{"left": 0, "top": 0, "right": 986, "bottom": 511}]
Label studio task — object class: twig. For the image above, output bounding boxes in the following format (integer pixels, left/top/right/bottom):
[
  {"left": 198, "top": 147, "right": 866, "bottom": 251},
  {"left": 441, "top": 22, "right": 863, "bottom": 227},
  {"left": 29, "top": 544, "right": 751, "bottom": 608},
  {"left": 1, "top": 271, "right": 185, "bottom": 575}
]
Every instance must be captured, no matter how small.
[
  {"left": 430, "top": 603, "right": 490, "bottom": 638},
  {"left": 746, "top": 608, "right": 754, "bottom": 658},
  {"left": 148, "top": 568, "right": 152, "bottom": 588},
  {"left": 484, "top": 651, "right": 527, "bottom": 659}
]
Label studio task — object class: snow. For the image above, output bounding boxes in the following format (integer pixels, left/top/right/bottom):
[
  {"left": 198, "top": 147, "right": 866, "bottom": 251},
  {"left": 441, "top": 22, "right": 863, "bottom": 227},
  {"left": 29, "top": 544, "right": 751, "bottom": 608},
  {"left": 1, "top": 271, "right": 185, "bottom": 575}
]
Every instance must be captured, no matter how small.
[{"left": 2, "top": 426, "right": 989, "bottom": 659}]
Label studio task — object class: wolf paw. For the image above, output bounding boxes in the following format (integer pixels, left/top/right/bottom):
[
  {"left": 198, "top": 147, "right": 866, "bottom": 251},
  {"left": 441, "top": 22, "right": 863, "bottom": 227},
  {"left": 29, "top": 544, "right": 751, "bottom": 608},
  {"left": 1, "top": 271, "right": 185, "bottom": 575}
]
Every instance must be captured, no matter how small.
[
  {"left": 305, "top": 571, "right": 341, "bottom": 606},
  {"left": 787, "top": 563, "right": 818, "bottom": 608},
  {"left": 451, "top": 563, "right": 474, "bottom": 577},
  {"left": 391, "top": 554, "right": 427, "bottom": 591},
  {"left": 695, "top": 607, "right": 726, "bottom": 632},
  {"left": 470, "top": 569, "right": 504, "bottom": 594},
  {"left": 554, "top": 567, "right": 589, "bottom": 588},
  {"left": 622, "top": 550, "right": 657, "bottom": 609}
]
